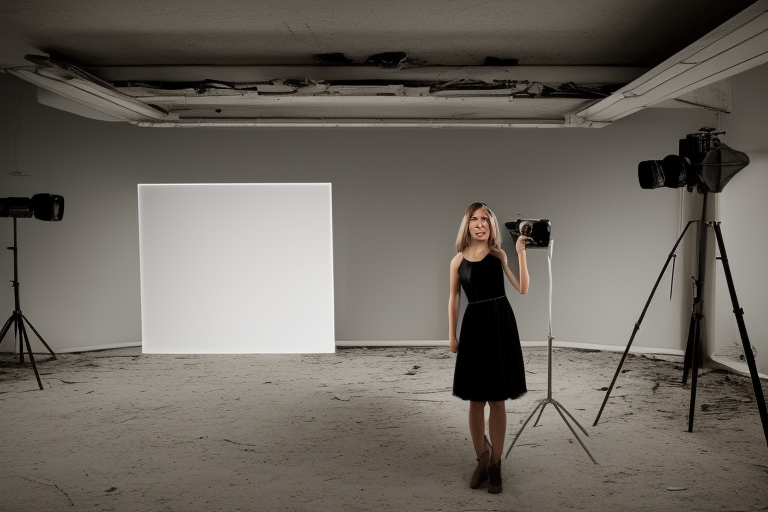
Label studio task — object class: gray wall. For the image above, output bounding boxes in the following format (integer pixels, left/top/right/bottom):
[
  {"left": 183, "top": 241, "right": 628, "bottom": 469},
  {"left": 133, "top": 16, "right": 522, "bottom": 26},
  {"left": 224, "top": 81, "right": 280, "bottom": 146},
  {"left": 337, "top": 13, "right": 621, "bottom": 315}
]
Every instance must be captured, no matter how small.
[
  {"left": 714, "top": 63, "right": 768, "bottom": 372},
  {"left": 0, "top": 67, "right": 765, "bottom": 371}
]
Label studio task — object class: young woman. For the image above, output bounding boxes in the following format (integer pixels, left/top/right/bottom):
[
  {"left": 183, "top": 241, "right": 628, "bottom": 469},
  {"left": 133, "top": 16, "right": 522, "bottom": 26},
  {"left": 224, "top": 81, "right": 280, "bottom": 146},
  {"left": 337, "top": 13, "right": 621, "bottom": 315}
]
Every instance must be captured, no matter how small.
[{"left": 448, "top": 202, "right": 529, "bottom": 494}]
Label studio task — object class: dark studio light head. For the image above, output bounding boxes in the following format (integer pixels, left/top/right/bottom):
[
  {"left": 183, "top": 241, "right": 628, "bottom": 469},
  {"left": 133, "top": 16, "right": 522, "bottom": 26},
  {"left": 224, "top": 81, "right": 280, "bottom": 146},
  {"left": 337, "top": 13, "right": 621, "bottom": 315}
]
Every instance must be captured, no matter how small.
[
  {"left": 637, "top": 127, "right": 750, "bottom": 193},
  {"left": 0, "top": 194, "right": 65, "bottom": 221}
]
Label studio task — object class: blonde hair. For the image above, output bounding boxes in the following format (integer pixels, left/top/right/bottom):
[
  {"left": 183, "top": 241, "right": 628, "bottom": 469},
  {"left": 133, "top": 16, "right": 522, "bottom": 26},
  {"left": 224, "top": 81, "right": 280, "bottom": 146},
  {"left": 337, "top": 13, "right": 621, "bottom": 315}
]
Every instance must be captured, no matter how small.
[{"left": 455, "top": 202, "right": 502, "bottom": 252}]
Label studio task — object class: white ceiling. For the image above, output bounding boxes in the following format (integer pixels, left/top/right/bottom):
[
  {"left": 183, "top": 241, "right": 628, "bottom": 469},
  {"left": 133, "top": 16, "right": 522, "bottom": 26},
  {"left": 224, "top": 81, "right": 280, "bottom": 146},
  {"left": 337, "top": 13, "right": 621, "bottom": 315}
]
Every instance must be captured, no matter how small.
[{"left": 1, "top": 0, "right": 766, "bottom": 127}]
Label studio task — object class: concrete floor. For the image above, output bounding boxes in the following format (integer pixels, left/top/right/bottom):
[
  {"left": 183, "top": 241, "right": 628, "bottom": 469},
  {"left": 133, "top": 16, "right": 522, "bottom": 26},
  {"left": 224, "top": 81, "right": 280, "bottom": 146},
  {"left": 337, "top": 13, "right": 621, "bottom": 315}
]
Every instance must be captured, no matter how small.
[{"left": 1, "top": 346, "right": 767, "bottom": 511}]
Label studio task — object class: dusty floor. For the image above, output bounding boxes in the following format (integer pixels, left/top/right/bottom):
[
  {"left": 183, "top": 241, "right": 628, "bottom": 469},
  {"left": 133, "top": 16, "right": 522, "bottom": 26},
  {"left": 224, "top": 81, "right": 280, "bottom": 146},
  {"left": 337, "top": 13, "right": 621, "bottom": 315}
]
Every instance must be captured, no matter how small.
[{"left": 1, "top": 345, "right": 767, "bottom": 512}]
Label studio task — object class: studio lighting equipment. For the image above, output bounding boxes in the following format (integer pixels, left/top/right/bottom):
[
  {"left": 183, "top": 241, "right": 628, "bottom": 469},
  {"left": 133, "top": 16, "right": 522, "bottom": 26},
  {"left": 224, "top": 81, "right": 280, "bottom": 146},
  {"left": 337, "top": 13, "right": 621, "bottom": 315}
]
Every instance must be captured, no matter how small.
[
  {"left": 598, "top": 130, "right": 768, "bottom": 450},
  {"left": 503, "top": 219, "right": 596, "bottom": 463},
  {"left": 0, "top": 193, "right": 64, "bottom": 390},
  {"left": 637, "top": 127, "right": 750, "bottom": 193},
  {"left": 0, "top": 193, "right": 64, "bottom": 221},
  {"left": 138, "top": 183, "right": 334, "bottom": 354}
]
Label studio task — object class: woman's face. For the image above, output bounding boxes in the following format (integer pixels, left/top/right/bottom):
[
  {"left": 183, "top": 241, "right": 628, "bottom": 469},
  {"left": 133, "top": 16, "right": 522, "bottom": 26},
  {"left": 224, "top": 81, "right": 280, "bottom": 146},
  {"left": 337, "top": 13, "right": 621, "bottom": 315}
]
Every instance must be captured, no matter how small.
[{"left": 468, "top": 207, "right": 491, "bottom": 243}]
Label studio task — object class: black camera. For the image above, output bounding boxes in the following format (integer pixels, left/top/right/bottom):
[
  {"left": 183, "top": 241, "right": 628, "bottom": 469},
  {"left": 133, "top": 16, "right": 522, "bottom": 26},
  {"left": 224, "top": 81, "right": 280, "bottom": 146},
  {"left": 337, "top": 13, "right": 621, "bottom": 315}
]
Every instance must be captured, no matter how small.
[{"left": 505, "top": 219, "right": 551, "bottom": 248}]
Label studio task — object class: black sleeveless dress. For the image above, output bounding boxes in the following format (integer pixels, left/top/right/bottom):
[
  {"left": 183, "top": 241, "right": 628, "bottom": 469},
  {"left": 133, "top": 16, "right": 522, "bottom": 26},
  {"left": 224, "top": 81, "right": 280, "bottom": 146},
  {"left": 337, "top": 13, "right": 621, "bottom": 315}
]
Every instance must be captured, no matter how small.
[{"left": 452, "top": 254, "right": 527, "bottom": 402}]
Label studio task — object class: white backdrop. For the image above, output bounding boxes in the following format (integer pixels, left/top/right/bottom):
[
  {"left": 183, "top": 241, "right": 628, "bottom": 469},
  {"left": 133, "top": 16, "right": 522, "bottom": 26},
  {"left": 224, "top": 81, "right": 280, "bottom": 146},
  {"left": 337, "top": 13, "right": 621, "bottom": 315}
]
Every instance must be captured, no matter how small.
[{"left": 138, "top": 183, "right": 334, "bottom": 353}]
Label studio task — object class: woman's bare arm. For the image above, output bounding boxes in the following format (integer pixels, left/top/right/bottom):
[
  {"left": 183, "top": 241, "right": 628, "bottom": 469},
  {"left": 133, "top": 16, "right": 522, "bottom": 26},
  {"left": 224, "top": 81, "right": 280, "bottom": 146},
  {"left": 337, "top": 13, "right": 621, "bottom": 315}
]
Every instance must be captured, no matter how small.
[
  {"left": 448, "top": 253, "right": 463, "bottom": 353},
  {"left": 491, "top": 236, "right": 529, "bottom": 294}
]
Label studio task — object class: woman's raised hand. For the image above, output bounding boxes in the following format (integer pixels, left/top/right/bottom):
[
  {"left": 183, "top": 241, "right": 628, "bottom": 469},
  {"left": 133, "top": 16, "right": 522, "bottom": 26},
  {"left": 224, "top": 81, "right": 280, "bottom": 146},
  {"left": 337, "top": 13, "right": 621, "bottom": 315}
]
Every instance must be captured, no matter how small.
[{"left": 515, "top": 236, "right": 530, "bottom": 253}]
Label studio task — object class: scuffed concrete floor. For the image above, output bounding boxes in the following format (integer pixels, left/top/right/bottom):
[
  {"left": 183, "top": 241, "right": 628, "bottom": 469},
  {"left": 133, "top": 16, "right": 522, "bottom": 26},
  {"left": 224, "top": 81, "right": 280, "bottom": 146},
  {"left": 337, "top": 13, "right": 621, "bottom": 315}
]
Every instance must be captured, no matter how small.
[{"left": 1, "top": 346, "right": 767, "bottom": 512}]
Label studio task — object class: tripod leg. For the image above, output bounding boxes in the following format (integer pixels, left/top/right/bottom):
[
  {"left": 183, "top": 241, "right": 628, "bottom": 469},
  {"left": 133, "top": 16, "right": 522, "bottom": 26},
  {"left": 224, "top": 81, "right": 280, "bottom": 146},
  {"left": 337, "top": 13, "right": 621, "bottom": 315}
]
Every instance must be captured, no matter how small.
[
  {"left": 687, "top": 316, "right": 702, "bottom": 432},
  {"left": 16, "top": 316, "right": 24, "bottom": 363},
  {"left": 594, "top": 326, "right": 637, "bottom": 427},
  {"left": 19, "top": 321, "right": 43, "bottom": 390},
  {"left": 683, "top": 196, "right": 710, "bottom": 384},
  {"left": 505, "top": 400, "right": 545, "bottom": 458},
  {"left": 551, "top": 401, "right": 598, "bottom": 464},
  {"left": 712, "top": 223, "right": 768, "bottom": 447},
  {"left": 533, "top": 401, "right": 548, "bottom": 427},
  {"left": 0, "top": 314, "right": 14, "bottom": 346},
  {"left": 551, "top": 398, "right": 589, "bottom": 436},
  {"left": 682, "top": 313, "right": 696, "bottom": 385},
  {"left": 594, "top": 221, "right": 696, "bottom": 427},
  {"left": 21, "top": 313, "right": 56, "bottom": 358}
]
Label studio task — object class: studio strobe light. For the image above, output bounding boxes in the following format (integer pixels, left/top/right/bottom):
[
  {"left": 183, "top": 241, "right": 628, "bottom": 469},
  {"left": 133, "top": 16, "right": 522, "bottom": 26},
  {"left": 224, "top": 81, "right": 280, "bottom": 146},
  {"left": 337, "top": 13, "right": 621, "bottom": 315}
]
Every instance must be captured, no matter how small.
[
  {"left": 637, "top": 127, "right": 750, "bottom": 193},
  {"left": 0, "top": 193, "right": 64, "bottom": 390},
  {"left": 0, "top": 193, "right": 64, "bottom": 221},
  {"left": 597, "top": 128, "right": 768, "bottom": 451}
]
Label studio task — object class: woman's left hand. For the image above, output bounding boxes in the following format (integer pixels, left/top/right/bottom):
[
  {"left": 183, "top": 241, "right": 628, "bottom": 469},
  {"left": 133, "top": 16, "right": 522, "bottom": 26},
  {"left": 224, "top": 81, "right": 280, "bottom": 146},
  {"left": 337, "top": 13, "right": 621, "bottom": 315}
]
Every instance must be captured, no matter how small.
[{"left": 515, "top": 236, "right": 530, "bottom": 253}]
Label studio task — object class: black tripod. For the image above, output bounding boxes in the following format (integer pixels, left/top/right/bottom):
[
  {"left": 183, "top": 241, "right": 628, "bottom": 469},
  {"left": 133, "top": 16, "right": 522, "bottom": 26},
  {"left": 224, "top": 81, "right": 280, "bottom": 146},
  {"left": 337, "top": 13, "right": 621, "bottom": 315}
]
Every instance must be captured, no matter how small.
[
  {"left": 593, "top": 198, "right": 768, "bottom": 448},
  {"left": 0, "top": 217, "right": 56, "bottom": 390}
]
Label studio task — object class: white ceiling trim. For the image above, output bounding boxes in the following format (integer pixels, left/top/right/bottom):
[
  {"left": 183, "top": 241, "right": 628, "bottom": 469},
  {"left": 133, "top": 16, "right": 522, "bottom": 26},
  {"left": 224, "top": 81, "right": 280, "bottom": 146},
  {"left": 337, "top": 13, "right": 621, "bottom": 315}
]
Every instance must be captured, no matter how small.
[
  {"left": 575, "top": 0, "right": 768, "bottom": 124},
  {"left": 8, "top": 62, "right": 168, "bottom": 122}
]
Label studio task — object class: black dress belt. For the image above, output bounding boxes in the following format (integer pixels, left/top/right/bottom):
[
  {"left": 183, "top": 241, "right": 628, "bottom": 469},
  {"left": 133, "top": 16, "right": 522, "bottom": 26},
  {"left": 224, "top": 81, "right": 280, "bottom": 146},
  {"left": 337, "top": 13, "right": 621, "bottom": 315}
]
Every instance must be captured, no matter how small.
[{"left": 468, "top": 296, "right": 506, "bottom": 305}]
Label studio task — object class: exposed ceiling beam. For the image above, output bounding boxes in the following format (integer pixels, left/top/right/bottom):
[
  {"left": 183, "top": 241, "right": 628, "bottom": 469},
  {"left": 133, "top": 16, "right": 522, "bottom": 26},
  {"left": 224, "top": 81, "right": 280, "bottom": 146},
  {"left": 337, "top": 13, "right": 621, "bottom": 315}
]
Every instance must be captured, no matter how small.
[
  {"left": 575, "top": 0, "right": 768, "bottom": 124},
  {"left": 7, "top": 57, "right": 169, "bottom": 122},
  {"left": 86, "top": 64, "right": 647, "bottom": 85},
  {"left": 7, "top": 57, "right": 641, "bottom": 127}
]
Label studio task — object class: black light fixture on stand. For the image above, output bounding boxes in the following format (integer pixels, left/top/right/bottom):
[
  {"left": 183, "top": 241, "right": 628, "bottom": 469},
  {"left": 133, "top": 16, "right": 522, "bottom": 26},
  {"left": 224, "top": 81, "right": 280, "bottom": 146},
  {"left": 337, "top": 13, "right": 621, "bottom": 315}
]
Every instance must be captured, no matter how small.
[
  {"left": 503, "top": 219, "right": 597, "bottom": 464},
  {"left": 594, "top": 127, "right": 768, "bottom": 449},
  {"left": 0, "top": 194, "right": 64, "bottom": 390}
]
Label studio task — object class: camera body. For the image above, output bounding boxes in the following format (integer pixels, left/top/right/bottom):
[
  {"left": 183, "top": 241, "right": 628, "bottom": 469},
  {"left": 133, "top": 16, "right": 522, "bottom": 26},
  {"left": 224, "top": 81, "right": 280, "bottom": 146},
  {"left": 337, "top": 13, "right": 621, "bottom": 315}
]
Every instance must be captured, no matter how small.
[{"left": 505, "top": 219, "right": 551, "bottom": 248}]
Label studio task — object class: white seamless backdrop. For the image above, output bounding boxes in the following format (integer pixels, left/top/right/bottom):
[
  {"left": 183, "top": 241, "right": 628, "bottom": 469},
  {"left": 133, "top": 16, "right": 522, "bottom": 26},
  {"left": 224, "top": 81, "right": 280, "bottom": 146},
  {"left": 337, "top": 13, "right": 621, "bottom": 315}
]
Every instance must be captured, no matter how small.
[{"left": 138, "top": 183, "right": 334, "bottom": 353}]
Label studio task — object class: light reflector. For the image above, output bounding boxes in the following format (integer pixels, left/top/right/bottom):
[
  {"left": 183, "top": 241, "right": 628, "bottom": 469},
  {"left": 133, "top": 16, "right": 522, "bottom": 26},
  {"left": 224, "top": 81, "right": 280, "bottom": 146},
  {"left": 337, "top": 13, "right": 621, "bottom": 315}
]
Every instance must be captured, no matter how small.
[{"left": 138, "top": 183, "right": 334, "bottom": 353}]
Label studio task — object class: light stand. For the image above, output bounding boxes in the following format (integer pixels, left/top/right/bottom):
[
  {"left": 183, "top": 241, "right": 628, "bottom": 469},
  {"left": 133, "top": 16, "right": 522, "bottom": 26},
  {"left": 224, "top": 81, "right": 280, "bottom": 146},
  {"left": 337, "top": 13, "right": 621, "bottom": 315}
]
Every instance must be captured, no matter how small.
[
  {"left": 593, "top": 204, "right": 768, "bottom": 448},
  {"left": 0, "top": 217, "right": 56, "bottom": 390},
  {"left": 592, "top": 218, "right": 696, "bottom": 427},
  {"left": 505, "top": 239, "right": 597, "bottom": 463}
]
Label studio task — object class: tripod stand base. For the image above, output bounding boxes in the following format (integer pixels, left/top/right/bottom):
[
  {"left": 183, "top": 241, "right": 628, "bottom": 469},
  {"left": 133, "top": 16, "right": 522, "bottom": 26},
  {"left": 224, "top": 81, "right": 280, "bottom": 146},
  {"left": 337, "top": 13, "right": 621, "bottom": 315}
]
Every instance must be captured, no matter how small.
[
  {"left": 507, "top": 241, "right": 597, "bottom": 464},
  {"left": 594, "top": 219, "right": 768, "bottom": 449},
  {"left": 0, "top": 311, "right": 55, "bottom": 390},
  {"left": 505, "top": 397, "right": 598, "bottom": 464},
  {"left": 1, "top": 217, "right": 56, "bottom": 391}
]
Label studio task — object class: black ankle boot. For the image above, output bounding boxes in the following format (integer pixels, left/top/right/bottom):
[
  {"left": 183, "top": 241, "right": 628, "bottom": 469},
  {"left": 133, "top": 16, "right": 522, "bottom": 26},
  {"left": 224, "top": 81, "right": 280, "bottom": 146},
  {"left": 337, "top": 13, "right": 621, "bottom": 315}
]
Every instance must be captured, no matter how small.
[
  {"left": 469, "top": 449, "right": 490, "bottom": 488},
  {"left": 469, "top": 435, "right": 493, "bottom": 489},
  {"left": 488, "top": 460, "right": 502, "bottom": 494}
]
